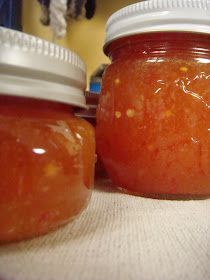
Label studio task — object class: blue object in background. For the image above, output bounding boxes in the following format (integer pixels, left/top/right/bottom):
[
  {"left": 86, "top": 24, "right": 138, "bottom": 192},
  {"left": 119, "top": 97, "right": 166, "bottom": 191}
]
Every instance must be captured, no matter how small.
[
  {"left": 0, "top": 0, "right": 22, "bottom": 30},
  {"left": 89, "top": 64, "right": 108, "bottom": 94},
  {"left": 89, "top": 82, "right": 101, "bottom": 94}
]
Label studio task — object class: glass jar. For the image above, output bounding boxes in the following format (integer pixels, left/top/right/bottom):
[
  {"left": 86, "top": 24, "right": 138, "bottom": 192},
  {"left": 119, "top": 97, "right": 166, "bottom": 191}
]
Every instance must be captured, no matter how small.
[
  {"left": 75, "top": 91, "right": 99, "bottom": 126},
  {"left": 75, "top": 92, "right": 107, "bottom": 178},
  {"left": 96, "top": 0, "right": 210, "bottom": 198},
  {"left": 0, "top": 28, "right": 95, "bottom": 242}
]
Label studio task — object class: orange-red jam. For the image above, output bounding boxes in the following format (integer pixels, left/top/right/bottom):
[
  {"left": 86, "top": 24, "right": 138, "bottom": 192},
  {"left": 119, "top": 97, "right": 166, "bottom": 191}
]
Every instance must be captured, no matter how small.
[
  {"left": 96, "top": 33, "right": 210, "bottom": 197},
  {"left": 0, "top": 96, "right": 95, "bottom": 242}
]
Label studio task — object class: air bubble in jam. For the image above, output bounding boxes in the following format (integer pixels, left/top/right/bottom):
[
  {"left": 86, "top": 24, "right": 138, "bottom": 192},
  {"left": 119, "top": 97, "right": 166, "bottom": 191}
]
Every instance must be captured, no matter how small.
[
  {"left": 96, "top": 33, "right": 210, "bottom": 197},
  {"left": 44, "top": 163, "right": 61, "bottom": 177},
  {"left": 179, "top": 66, "right": 188, "bottom": 72},
  {"left": 164, "top": 110, "right": 174, "bottom": 118},
  {"left": 115, "top": 111, "right": 121, "bottom": 118},
  {"left": 126, "top": 109, "right": 135, "bottom": 118},
  {"left": 115, "top": 78, "right": 120, "bottom": 85}
]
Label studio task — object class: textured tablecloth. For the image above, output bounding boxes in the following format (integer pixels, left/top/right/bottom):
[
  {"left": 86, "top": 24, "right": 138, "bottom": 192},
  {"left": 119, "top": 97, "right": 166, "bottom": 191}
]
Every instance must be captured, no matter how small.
[{"left": 0, "top": 179, "right": 210, "bottom": 280}]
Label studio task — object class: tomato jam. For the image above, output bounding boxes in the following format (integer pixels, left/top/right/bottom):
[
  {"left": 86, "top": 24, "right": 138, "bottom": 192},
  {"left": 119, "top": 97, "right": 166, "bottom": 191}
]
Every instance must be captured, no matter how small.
[
  {"left": 0, "top": 97, "right": 95, "bottom": 242},
  {"left": 0, "top": 27, "right": 95, "bottom": 242},
  {"left": 96, "top": 32, "right": 210, "bottom": 197}
]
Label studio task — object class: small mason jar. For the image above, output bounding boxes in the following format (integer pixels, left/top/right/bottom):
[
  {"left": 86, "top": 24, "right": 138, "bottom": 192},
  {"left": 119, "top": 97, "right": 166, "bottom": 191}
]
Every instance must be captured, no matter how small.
[
  {"left": 0, "top": 27, "right": 95, "bottom": 242},
  {"left": 96, "top": 0, "right": 210, "bottom": 198}
]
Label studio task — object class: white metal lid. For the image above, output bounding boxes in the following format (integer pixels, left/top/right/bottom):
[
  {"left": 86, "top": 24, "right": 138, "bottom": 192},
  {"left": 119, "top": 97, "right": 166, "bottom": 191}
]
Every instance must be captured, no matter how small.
[
  {"left": 0, "top": 27, "right": 87, "bottom": 108},
  {"left": 105, "top": 0, "right": 210, "bottom": 47}
]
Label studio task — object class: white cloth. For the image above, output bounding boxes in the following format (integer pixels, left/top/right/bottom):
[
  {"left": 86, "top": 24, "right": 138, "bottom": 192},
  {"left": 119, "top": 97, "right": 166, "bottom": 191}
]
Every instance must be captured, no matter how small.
[{"left": 0, "top": 179, "right": 209, "bottom": 280}]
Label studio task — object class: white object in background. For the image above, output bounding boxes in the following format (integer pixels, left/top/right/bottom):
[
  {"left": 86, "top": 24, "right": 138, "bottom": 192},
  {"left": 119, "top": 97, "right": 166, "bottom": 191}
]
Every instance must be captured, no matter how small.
[{"left": 50, "top": 0, "right": 68, "bottom": 38}]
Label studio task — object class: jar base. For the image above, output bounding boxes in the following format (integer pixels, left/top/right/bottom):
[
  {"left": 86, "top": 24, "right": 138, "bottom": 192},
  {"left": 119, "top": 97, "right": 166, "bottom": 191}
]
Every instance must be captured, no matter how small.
[
  {"left": 0, "top": 194, "right": 91, "bottom": 244},
  {"left": 117, "top": 186, "right": 210, "bottom": 200}
]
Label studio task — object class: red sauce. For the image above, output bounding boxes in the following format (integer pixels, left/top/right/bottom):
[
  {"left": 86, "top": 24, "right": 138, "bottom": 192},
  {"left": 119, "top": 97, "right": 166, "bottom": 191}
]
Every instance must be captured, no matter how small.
[
  {"left": 0, "top": 96, "right": 95, "bottom": 242},
  {"left": 96, "top": 33, "right": 210, "bottom": 197}
]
